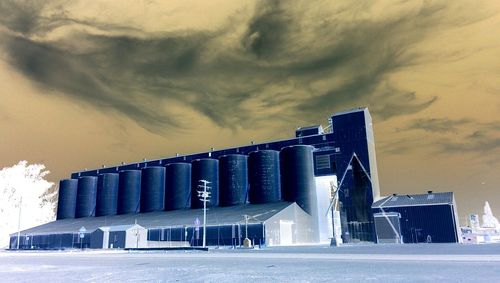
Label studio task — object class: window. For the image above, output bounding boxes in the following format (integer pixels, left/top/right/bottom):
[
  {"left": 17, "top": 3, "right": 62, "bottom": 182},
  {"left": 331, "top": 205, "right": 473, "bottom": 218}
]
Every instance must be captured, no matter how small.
[{"left": 315, "top": 155, "right": 331, "bottom": 170}]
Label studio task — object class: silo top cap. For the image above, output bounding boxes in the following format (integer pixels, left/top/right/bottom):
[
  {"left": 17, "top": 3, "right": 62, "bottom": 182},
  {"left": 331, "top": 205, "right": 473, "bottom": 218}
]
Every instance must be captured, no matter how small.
[
  {"left": 219, "top": 154, "right": 247, "bottom": 158},
  {"left": 119, "top": 169, "right": 141, "bottom": 173},
  {"left": 249, "top": 149, "right": 279, "bottom": 154},
  {"left": 79, "top": 176, "right": 98, "bottom": 179},
  {"left": 282, "top": 145, "right": 315, "bottom": 150},
  {"left": 165, "top": 162, "right": 191, "bottom": 166},
  {"left": 193, "top": 158, "right": 217, "bottom": 162},
  {"left": 143, "top": 166, "right": 165, "bottom": 169},
  {"left": 98, "top": 172, "right": 119, "bottom": 176}
]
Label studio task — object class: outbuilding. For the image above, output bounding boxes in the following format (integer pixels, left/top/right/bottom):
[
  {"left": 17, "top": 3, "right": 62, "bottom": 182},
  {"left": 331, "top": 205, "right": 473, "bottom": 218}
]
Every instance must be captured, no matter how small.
[
  {"left": 371, "top": 191, "right": 461, "bottom": 243},
  {"left": 90, "top": 224, "right": 147, "bottom": 249}
]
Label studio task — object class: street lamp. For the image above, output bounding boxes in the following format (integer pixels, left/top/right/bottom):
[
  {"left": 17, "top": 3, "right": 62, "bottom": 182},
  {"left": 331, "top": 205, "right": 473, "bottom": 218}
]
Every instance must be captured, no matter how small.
[
  {"left": 197, "top": 180, "right": 211, "bottom": 248},
  {"left": 16, "top": 196, "right": 22, "bottom": 250},
  {"left": 242, "top": 215, "right": 252, "bottom": 248}
]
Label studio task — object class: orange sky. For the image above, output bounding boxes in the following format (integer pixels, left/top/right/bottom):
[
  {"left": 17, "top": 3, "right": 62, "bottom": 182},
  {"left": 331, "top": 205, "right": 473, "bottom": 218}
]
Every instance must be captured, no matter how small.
[{"left": 1, "top": 0, "right": 499, "bottom": 222}]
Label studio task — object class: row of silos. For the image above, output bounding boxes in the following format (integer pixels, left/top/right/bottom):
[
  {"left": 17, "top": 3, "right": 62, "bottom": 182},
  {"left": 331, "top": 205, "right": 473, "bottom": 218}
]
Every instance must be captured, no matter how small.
[{"left": 57, "top": 145, "right": 316, "bottom": 219}]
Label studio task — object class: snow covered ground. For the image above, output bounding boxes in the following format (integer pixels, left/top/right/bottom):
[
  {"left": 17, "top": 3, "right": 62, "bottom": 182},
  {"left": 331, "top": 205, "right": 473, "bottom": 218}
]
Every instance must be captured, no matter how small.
[{"left": 1, "top": 244, "right": 500, "bottom": 282}]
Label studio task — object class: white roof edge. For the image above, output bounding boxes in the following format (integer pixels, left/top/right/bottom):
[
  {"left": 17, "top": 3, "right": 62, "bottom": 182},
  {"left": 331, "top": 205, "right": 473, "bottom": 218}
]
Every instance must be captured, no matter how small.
[
  {"left": 332, "top": 107, "right": 368, "bottom": 117},
  {"left": 372, "top": 202, "right": 453, "bottom": 209}
]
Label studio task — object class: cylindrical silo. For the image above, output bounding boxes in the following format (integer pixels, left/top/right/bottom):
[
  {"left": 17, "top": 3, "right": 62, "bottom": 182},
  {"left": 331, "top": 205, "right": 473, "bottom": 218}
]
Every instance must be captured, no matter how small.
[
  {"left": 75, "top": 176, "right": 98, "bottom": 218},
  {"left": 117, "top": 170, "right": 141, "bottom": 214},
  {"left": 219, "top": 154, "right": 248, "bottom": 206},
  {"left": 248, "top": 150, "right": 281, "bottom": 204},
  {"left": 96, "top": 173, "right": 119, "bottom": 217},
  {"left": 56, "top": 179, "right": 78, "bottom": 219},
  {"left": 191, "top": 159, "right": 219, "bottom": 208},
  {"left": 140, "top": 166, "right": 166, "bottom": 212},
  {"left": 165, "top": 163, "right": 191, "bottom": 210},
  {"left": 280, "top": 145, "right": 316, "bottom": 214}
]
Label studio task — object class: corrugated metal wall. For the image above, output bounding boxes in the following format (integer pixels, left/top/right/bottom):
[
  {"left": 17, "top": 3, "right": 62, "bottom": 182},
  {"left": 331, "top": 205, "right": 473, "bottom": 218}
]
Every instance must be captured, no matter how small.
[
  {"left": 372, "top": 204, "right": 459, "bottom": 243},
  {"left": 147, "top": 223, "right": 265, "bottom": 247},
  {"left": 10, "top": 233, "right": 91, "bottom": 250}
]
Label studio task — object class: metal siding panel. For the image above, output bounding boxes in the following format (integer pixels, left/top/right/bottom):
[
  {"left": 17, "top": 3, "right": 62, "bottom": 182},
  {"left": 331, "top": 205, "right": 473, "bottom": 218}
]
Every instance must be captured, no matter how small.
[{"left": 373, "top": 205, "right": 458, "bottom": 243}]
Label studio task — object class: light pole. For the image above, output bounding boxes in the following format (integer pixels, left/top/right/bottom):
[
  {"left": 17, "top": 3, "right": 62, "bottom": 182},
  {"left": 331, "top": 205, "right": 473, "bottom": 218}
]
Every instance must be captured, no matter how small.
[
  {"left": 197, "top": 180, "right": 211, "bottom": 248},
  {"left": 244, "top": 215, "right": 249, "bottom": 239},
  {"left": 16, "top": 196, "right": 22, "bottom": 250},
  {"left": 242, "top": 215, "right": 252, "bottom": 248}
]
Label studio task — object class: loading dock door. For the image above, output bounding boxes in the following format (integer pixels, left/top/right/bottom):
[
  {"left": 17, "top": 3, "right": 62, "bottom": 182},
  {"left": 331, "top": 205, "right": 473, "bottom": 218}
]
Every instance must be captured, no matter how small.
[
  {"left": 103, "top": 231, "right": 109, "bottom": 249},
  {"left": 279, "top": 220, "right": 293, "bottom": 245}
]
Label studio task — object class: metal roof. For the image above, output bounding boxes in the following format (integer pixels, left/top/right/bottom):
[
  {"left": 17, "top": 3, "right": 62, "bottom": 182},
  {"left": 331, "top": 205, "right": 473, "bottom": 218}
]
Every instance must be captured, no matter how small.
[
  {"left": 97, "top": 224, "right": 145, "bottom": 232},
  {"left": 372, "top": 192, "right": 454, "bottom": 209},
  {"left": 373, "top": 212, "right": 401, "bottom": 217},
  {"left": 15, "top": 202, "right": 292, "bottom": 235}
]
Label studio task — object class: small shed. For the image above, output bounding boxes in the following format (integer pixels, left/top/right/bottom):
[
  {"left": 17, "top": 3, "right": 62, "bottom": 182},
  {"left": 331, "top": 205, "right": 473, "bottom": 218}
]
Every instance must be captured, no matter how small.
[
  {"left": 373, "top": 212, "right": 403, "bottom": 243},
  {"left": 90, "top": 224, "right": 147, "bottom": 249}
]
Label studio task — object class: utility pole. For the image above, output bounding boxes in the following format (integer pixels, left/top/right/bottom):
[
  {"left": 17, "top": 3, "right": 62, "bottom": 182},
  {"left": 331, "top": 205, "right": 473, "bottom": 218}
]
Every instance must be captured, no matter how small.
[
  {"left": 17, "top": 196, "right": 22, "bottom": 250},
  {"left": 197, "top": 180, "right": 211, "bottom": 248}
]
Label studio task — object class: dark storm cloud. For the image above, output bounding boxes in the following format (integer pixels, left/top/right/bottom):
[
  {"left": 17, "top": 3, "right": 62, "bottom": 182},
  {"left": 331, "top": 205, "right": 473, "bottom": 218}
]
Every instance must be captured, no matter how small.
[
  {"left": 380, "top": 117, "right": 500, "bottom": 156},
  {"left": 403, "top": 118, "right": 472, "bottom": 134},
  {"left": 3, "top": 35, "right": 183, "bottom": 130},
  {"left": 0, "top": 1, "right": 139, "bottom": 36},
  {"left": 242, "top": 1, "right": 292, "bottom": 59},
  {"left": 441, "top": 120, "right": 500, "bottom": 153},
  {"left": 437, "top": 131, "right": 500, "bottom": 154},
  {"left": 0, "top": 0, "right": 45, "bottom": 35},
  {"left": 0, "top": 0, "right": 492, "bottom": 133},
  {"left": 379, "top": 137, "right": 423, "bottom": 155}
]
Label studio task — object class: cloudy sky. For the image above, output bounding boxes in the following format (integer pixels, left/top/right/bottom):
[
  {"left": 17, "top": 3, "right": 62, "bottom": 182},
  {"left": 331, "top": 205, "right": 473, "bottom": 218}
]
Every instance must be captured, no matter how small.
[{"left": 0, "top": 0, "right": 499, "bottom": 221}]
